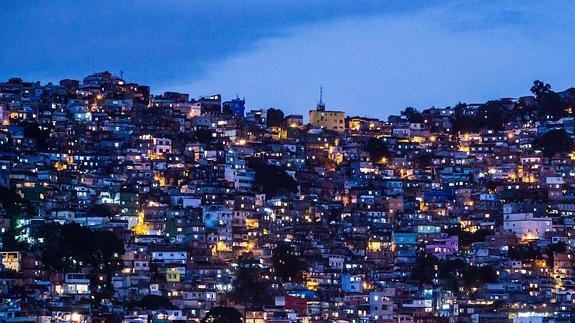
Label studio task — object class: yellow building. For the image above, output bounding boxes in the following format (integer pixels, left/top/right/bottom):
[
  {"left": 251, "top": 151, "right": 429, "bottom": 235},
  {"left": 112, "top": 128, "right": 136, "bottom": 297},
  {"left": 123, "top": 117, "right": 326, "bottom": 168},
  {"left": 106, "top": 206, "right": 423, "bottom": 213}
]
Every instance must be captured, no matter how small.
[
  {"left": 309, "top": 105, "right": 345, "bottom": 132},
  {"left": 0, "top": 251, "right": 21, "bottom": 272},
  {"left": 166, "top": 269, "right": 181, "bottom": 282}
]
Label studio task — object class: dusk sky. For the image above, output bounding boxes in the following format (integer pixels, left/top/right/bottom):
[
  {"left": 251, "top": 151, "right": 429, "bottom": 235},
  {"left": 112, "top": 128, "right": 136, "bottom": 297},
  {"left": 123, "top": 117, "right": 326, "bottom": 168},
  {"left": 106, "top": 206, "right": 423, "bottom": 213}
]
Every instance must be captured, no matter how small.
[{"left": 1, "top": 0, "right": 575, "bottom": 118}]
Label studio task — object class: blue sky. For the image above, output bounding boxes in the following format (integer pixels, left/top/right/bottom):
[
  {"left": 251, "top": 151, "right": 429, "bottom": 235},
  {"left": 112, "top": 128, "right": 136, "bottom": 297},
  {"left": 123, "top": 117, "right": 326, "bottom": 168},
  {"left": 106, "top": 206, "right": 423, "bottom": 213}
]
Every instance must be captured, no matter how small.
[{"left": 1, "top": 1, "right": 574, "bottom": 118}]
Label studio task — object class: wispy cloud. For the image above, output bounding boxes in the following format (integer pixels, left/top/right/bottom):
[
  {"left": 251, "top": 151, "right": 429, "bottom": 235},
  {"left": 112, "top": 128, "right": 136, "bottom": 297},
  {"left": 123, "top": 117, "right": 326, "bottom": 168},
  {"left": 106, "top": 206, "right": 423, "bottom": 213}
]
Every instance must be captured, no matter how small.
[
  {"left": 0, "top": 1, "right": 432, "bottom": 84},
  {"left": 1, "top": 1, "right": 574, "bottom": 118},
  {"left": 172, "top": 0, "right": 575, "bottom": 117}
]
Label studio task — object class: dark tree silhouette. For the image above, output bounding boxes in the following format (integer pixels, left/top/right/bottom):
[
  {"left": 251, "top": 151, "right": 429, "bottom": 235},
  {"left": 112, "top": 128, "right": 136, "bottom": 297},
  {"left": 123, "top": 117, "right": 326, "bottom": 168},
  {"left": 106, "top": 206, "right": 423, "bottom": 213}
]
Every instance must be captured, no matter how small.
[
  {"left": 21, "top": 121, "right": 51, "bottom": 150},
  {"left": 1, "top": 228, "right": 29, "bottom": 251},
  {"left": 438, "top": 259, "right": 498, "bottom": 290},
  {"left": 251, "top": 162, "right": 298, "bottom": 195},
  {"left": 414, "top": 153, "right": 433, "bottom": 169},
  {"left": 230, "top": 267, "right": 272, "bottom": 307},
  {"left": 533, "top": 129, "right": 573, "bottom": 157},
  {"left": 138, "top": 295, "right": 175, "bottom": 310},
  {"left": 401, "top": 107, "right": 424, "bottom": 123},
  {"left": 445, "top": 226, "right": 492, "bottom": 249},
  {"left": 530, "top": 80, "right": 566, "bottom": 119},
  {"left": 37, "top": 223, "right": 124, "bottom": 273},
  {"left": 452, "top": 115, "right": 480, "bottom": 133},
  {"left": 508, "top": 245, "right": 542, "bottom": 261},
  {"left": 87, "top": 204, "right": 116, "bottom": 217},
  {"left": 453, "top": 102, "right": 467, "bottom": 117},
  {"left": 477, "top": 100, "right": 506, "bottom": 131},
  {"left": 365, "top": 138, "right": 390, "bottom": 162},
  {"left": 463, "top": 265, "right": 498, "bottom": 288},
  {"left": 531, "top": 80, "right": 552, "bottom": 99},
  {"left": 540, "top": 91, "right": 565, "bottom": 119},
  {"left": 0, "top": 186, "right": 36, "bottom": 220},
  {"left": 266, "top": 108, "right": 285, "bottom": 128},
  {"left": 272, "top": 242, "right": 306, "bottom": 282},
  {"left": 196, "top": 128, "right": 214, "bottom": 143},
  {"left": 411, "top": 253, "right": 439, "bottom": 284},
  {"left": 201, "top": 307, "right": 243, "bottom": 323}
]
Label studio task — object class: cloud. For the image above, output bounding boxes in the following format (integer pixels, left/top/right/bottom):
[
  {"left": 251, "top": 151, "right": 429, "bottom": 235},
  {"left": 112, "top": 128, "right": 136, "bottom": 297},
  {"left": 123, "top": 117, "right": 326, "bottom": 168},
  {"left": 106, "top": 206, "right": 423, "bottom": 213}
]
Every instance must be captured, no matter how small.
[
  {"left": 170, "top": 1, "right": 575, "bottom": 118},
  {"left": 0, "top": 0, "right": 432, "bottom": 84},
  {"left": 1, "top": 1, "right": 574, "bottom": 119}
]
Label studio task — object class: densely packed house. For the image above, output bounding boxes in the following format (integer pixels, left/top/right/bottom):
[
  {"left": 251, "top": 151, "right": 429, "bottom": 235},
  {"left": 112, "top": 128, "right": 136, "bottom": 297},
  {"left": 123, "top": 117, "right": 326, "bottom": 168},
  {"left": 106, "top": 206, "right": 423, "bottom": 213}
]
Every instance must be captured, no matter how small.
[{"left": 1, "top": 73, "right": 575, "bottom": 322}]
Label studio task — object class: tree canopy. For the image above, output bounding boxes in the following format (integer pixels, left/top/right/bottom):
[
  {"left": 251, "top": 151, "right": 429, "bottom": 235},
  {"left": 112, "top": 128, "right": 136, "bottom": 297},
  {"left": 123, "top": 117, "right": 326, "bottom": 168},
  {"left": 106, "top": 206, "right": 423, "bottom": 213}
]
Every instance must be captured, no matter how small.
[
  {"left": 266, "top": 108, "right": 285, "bottom": 128},
  {"left": 272, "top": 242, "right": 306, "bottom": 283},
  {"left": 201, "top": 307, "right": 243, "bottom": 323},
  {"left": 533, "top": 129, "right": 573, "bottom": 158},
  {"left": 531, "top": 80, "right": 566, "bottom": 119},
  {"left": 411, "top": 253, "right": 439, "bottom": 284},
  {"left": 445, "top": 226, "right": 492, "bottom": 249},
  {"left": 36, "top": 222, "right": 124, "bottom": 273},
  {"left": 195, "top": 128, "right": 214, "bottom": 143},
  {"left": 87, "top": 204, "right": 116, "bottom": 217},
  {"left": 0, "top": 186, "right": 35, "bottom": 221},
  {"left": 401, "top": 107, "right": 424, "bottom": 123},
  {"left": 451, "top": 80, "right": 572, "bottom": 132},
  {"left": 138, "top": 295, "right": 175, "bottom": 310},
  {"left": 365, "top": 138, "right": 390, "bottom": 162},
  {"left": 230, "top": 266, "right": 272, "bottom": 307},
  {"left": 452, "top": 100, "right": 507, "bottom": 132},
  {"left": 251, "top": 162, "right": 298, "bottom": 196},
  {"left": 21, "top": 121, "right": 51, "bottom": 150},
  {"left": 438, "top": 259, "right": 498, "bottom": 291},
  {"left": 530, "top": 80, "right": 552, "bottom": 98}
]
